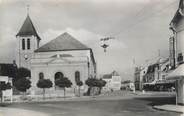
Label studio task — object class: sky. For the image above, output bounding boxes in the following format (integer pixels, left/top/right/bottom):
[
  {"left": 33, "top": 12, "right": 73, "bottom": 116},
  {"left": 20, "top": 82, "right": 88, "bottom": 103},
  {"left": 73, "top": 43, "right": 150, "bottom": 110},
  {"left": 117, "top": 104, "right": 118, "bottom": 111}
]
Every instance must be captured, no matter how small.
[{"left": 0, "top": 0, "right": 180, "bottom": 80}]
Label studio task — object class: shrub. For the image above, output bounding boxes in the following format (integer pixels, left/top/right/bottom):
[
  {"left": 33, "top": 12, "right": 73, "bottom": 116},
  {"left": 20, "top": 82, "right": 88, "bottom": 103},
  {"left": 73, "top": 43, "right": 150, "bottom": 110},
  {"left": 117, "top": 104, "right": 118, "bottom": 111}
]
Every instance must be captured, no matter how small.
[
  {"left": 14, "top": 78, "right": 31, "bottom": 95},
  {"left": 55, "top": 77, "right": 72, "bottom": 98},
  {"left": 37, "top": 79, "right": 53, "bottom": 99}
]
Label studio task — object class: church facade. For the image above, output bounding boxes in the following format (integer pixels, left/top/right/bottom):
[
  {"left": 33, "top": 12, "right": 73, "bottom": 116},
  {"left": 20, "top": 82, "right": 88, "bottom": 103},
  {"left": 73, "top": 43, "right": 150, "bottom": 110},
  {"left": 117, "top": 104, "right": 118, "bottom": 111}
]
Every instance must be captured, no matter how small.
[{"left": 15, "top": 14, "right": 96, "bottom": 95}]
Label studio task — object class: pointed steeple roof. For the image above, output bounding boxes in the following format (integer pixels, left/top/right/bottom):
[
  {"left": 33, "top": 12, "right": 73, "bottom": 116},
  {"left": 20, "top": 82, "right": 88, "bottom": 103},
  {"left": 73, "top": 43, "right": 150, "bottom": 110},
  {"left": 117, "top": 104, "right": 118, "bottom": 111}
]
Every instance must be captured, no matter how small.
[
  {"left": 179, "top": 0, "right": 184, "bottom": 9},
  {"left": 35, "top": 32, "right": 90, "bottom": 52},
  {"left": 16, "top": 15, "right": 41, "bottom": 40},
  {"left": 170, "top": 0, "right": 184, "bottom": 25}
]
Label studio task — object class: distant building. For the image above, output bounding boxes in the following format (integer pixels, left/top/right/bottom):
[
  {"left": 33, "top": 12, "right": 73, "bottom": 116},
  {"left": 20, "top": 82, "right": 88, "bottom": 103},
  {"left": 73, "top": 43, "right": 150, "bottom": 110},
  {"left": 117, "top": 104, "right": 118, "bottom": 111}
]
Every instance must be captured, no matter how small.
[
  {"left": 139, "top": 67, "right": 148, "bottom": 90},
  {"left": 121, "top": 80, "right": 135, "bottom": 91},
  {"left": 102, "top": 74, "right": 111, "bottom": 91},
  {"left": 134, "top": 66, "right": 148, "bottom": 90},
  {"left": 0, "top": 63, "right": 14, "bottom": 102},
  {"left": 159, "top": 58, "right": 171, "bottom": 80},
  {"left": 143, "top": 63, "right": 159, "bottom": 85},
  {"left": 102, "top": 71, "right": 121, "bottom": 91},
  {"left": 143, "top": 58, "right": 174, "bottom": 91},
  {"left": 134, "top": 58, "right": 174, "bottom": 91},
  {"left": 0, "top": 76, "right": 13, "bottom": 102},
  {"left": 134, "top": 67, "right": 142, "bottom": 90}
]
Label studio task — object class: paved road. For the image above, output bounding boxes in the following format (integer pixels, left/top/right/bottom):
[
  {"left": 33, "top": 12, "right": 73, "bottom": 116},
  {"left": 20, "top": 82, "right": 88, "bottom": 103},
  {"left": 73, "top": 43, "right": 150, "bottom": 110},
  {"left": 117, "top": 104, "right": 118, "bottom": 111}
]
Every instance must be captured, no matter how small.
[{"left": 5, "top": 92, "right": 181, "bottom": 116}]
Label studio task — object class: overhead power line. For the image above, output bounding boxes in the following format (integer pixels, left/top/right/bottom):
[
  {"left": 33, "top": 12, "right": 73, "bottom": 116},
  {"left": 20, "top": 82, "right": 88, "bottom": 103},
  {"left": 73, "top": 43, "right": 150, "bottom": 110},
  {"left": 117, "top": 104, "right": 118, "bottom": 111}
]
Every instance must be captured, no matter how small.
[{"left": 114, "top": 0, "right": 178, "bottom": 37}]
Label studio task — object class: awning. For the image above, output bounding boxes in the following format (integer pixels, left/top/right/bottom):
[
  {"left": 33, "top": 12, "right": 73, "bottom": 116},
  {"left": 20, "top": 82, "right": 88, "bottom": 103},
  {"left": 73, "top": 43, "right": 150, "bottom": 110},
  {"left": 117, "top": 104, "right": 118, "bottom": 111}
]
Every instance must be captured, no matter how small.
[
  {"left": 167, "top": 64, "right": 184, "bottom": 80},
  {"left": 155, "top": 79, "right": 175, "bottom": 84},
  {"left": 143, "top": 80, "right": 156, "bottom": 85},
  {"left": 143, "top": 80, "right": 175, "bottom": 85}
]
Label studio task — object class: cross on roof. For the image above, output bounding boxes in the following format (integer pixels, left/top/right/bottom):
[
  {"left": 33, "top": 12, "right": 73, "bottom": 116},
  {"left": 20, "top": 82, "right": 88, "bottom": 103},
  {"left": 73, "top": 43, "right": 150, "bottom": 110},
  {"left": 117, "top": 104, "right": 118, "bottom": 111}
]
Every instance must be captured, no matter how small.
[{"left": 27, "top": 4, "right": 30, "bottom": 15}]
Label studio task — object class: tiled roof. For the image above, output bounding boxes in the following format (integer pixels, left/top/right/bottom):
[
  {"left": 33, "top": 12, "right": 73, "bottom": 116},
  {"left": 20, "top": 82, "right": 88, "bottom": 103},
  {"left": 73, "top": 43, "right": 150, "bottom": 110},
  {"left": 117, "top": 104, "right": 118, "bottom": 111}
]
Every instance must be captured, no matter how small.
[
  {"left": 16, "top": 15, "right": 41, "bottom": 40},
  {"left": 103, "top": 74, "right": 112, "bottom": 79},
  {"left": 102, "top": 71, "right": 120, "bottom": 79},
  {"left": 170, "top": 0, "right": 184, "bottom": 25},
  {"left": 35, "top": 32, "right": 90, "bottom": 52}
]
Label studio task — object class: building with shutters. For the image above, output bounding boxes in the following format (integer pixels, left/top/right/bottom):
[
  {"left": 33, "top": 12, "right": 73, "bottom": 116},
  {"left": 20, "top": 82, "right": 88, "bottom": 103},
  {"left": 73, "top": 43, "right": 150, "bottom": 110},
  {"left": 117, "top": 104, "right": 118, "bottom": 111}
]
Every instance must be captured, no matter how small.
[{"left": 167, "top": 0, "right": 184, "bottom": 105}]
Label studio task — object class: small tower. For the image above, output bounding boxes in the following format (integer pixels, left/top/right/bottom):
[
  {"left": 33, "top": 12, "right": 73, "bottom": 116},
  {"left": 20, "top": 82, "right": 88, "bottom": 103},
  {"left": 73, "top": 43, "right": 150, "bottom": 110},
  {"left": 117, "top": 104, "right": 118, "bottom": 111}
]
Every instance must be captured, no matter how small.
[{"left": 16, "top": 12, "right": 41, "bottom": 69}]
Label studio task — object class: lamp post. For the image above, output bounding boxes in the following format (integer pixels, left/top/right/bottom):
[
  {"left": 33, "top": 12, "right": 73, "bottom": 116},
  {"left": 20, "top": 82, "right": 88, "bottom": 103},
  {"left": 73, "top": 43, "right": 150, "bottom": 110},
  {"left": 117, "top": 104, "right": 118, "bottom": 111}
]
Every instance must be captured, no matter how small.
[
  {"left": 101, "top": 44, "right": 109, "bottom": 52},
  {"left": 100, "top": 37, "right": 114, "bottom": 52}
]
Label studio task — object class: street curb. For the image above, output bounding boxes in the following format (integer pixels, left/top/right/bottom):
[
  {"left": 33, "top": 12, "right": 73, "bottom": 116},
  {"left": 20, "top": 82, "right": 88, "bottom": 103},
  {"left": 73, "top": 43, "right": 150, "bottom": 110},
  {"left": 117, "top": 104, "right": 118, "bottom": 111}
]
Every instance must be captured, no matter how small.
[
  {"left": 4, "top": 97, "right": 130, "bottom": 104},
  {"left": 2, "top": 96, "right": 104, "bottom": 104},
  {"left": 152, "top": 105, "right": 184, "bottom": 114},
  {"left": 0, "top": 107, "right": 49, "bottom": 116}
]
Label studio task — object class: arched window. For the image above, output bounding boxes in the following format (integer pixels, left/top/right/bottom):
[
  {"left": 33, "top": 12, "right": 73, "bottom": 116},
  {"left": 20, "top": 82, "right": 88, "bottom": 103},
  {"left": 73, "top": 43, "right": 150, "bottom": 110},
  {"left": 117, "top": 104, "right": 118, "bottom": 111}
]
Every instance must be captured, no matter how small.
[
  {"left": 39, "top": 72, "right": 44, "bottom": 80},
  {"left": 22, "top": 39, "right": 25, "bottom": 50},
  {"left": 75, "top": 71, "right": 80, "bottom": 83},
  {"left": 55, "top": 72, "right": 64, "bottom": 81},
  {"left": 27, "top": 38, "right": 30, "bottom": 50}
]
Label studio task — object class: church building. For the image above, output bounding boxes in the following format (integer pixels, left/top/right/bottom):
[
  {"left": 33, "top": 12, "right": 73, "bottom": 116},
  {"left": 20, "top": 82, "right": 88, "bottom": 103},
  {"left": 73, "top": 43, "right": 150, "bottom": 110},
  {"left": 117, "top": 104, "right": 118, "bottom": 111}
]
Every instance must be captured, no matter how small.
[{"left": 15, "top": 14, "right": 96, "bottom": 95}]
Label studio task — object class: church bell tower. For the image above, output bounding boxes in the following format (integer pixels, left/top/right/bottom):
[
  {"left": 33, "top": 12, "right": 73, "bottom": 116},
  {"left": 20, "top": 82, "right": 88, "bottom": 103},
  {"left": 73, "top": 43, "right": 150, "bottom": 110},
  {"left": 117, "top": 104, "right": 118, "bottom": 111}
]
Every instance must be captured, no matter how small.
[{"left": 16, "top": 12, "right": 41, "bottom": 69}]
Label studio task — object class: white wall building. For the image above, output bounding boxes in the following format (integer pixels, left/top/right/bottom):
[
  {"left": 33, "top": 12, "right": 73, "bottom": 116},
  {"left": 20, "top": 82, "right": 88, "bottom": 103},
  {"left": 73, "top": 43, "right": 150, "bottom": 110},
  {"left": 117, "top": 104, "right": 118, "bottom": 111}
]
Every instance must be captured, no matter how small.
[
  {"left": 134, "top": 66, "right": 148, "bottom": 90},
  {"left": 139, "top": 67, "right": 148, "bottom": 90},
  {"left": 168, "top": 0, "right": 184, "bottom": 105},
  {"left": 102, "top": 71, "right": 121, "bottom": 91},
  {"left": 15, "top": 14, "right": 96, "bottom": 95},
  {"left": 0, "top": 76, "right": 13, "bottom": 102}
]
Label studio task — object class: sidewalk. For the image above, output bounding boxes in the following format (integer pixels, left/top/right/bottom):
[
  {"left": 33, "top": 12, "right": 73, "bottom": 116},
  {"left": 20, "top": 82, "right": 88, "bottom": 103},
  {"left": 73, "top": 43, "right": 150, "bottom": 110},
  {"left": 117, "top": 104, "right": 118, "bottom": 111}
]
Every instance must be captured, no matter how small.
[
  {"left": 4, "top": 91, "right": 134, "bottom": 103},
  {"left": 0, "top": 107, "right": 48, "bottom": 116},
  {"left": 3, "top": 91, "right": 175, "bottom": 103},
  {"left": 153, "top": 104, "right": 184, "bottom": 114}
]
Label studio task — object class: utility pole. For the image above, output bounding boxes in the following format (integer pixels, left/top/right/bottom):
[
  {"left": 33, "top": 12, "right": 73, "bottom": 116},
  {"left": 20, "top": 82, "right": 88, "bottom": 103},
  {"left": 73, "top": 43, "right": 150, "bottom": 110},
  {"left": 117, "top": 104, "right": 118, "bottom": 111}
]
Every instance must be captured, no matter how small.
[
  {"left": 158, "top": 49, "right": 161, "bottom": 80},
  {"left": 133, "top": 58, "right": 136, "bottom": 93}
]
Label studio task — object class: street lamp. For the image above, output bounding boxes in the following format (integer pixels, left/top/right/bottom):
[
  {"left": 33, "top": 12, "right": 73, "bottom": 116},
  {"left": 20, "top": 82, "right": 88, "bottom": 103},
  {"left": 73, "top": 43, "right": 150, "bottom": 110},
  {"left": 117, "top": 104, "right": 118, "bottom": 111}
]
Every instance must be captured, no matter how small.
[
  {"left": 101, "top": 44, "right": 109, "bottom": 52},
  {"left": 100, "top": 37, "right": 115, "bottom": 52}
]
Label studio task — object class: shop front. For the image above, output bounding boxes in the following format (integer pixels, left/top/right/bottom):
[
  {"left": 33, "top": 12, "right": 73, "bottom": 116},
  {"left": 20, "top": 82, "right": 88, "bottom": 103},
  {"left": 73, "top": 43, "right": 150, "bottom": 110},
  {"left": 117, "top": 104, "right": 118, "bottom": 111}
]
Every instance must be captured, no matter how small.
[{"left": 167, "top": 64, "right": 184, "bottom": 105}]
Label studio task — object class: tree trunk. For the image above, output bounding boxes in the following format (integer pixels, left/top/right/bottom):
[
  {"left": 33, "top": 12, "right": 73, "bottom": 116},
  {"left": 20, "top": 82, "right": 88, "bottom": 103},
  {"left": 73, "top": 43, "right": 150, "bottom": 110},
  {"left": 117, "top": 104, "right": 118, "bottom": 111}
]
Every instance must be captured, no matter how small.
[
  {"left": 43, "top": 88, "right": 45, "bottom": 99},
  {"left": 92, "top": 87, "right": 95, "bottom": 97},
  {"left": 99, "top": 87, "right": 102, "bottom": 94},
  {"left": 22, "top": 91, "right": 26, "bottom": 102},
  {"left": 88, "top": 87, "right": 92, "bottom": 96},
  {"left": 74, "top": 87, "right": 75, "bottom": 95},
  {"left": 64, "top": 88, "right": 66, "bottom": 98},
  {"left": 23, "top": 91, "right": 26, "bottom": 98},
  {"left": 0, "top": 91, "right": 2, "bottom": 103},
  {"left": 78, "top": 86, "right": 80, "bottom": 97}
]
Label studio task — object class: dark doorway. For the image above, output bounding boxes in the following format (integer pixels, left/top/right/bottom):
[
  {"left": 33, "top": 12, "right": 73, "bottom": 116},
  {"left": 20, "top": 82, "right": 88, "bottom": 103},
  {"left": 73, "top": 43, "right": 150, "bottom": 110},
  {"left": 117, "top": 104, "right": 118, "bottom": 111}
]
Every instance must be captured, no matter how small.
[{"left": 55, "top": 72, "right": 64, "bottom": 81}]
